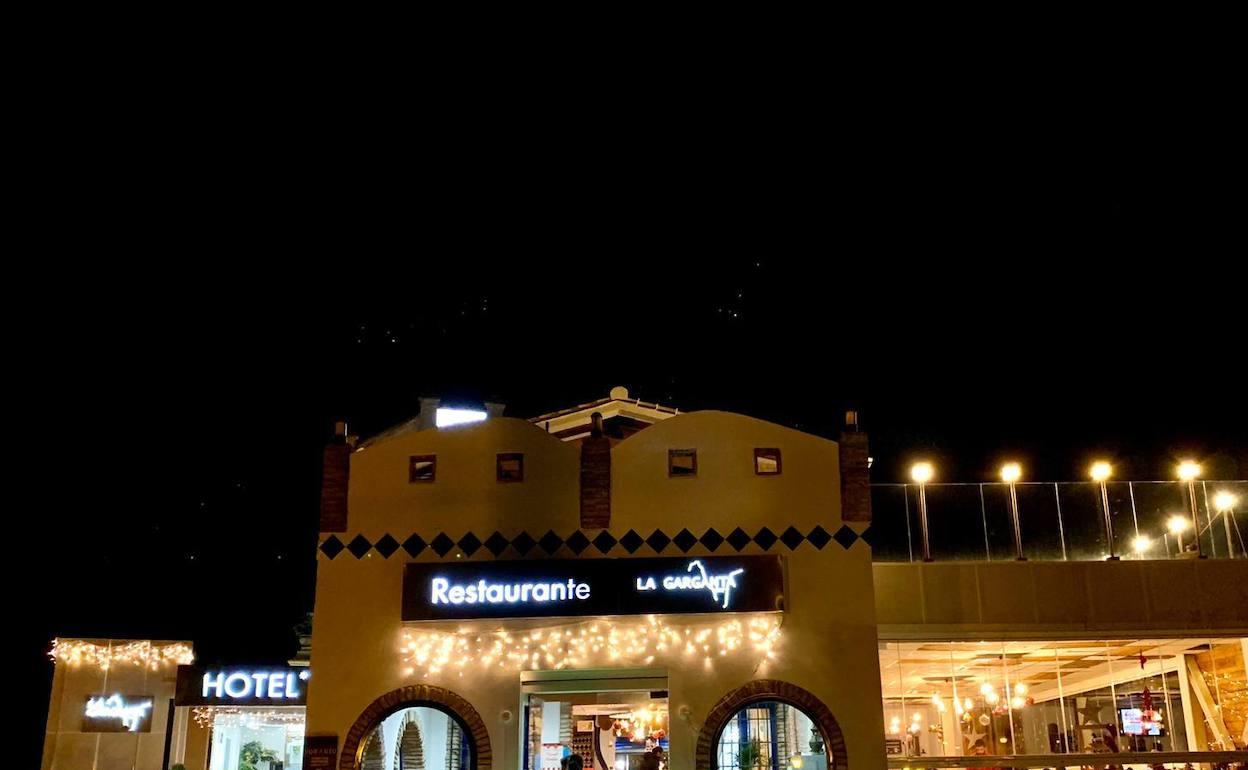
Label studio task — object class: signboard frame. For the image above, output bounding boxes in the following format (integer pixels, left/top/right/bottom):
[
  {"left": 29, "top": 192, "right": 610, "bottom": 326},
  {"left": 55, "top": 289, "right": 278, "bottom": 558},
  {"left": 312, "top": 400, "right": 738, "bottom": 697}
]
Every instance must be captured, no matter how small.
[
  {"left": 402, "top": 555, "right": 785, "bottom": 621},
  {"left": 81, "top": 694, "right": 155, "bottom": 733}
]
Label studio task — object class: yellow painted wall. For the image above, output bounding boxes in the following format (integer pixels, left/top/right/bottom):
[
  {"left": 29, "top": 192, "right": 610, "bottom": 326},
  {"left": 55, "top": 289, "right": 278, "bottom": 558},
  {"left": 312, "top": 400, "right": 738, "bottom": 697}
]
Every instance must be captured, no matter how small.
[
  {"left": 309, "top": 412, "right": 886, "bottom": 769},
  {"left": 348, "top": 417, "right": 580, "bottom": 540}
]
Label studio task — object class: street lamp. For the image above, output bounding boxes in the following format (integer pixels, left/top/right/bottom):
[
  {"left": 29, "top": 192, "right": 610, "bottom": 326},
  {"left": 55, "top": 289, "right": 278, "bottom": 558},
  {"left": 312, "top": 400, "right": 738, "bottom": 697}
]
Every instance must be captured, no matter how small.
[
  {"left": 1167, "top": 515, "right": 1191, "bottom": 554},
  {"left": 1001, "top": 463, "right": 1025, "bottom": 560},
  {"left": 1090, "top": 462, "right": 1117, "bottom": 560},
  {"left": 1132, "top": 534, "right": 1152, "bottom": 556},
  {"left": 1214, "top": 490, "right": 1239, "bottom": 559},
  {"left": 1177, "top": 461, "right": 1204, "bottom": 558},
  {"left": 911, "top": 462, "right": 934, "bottom": 562}
]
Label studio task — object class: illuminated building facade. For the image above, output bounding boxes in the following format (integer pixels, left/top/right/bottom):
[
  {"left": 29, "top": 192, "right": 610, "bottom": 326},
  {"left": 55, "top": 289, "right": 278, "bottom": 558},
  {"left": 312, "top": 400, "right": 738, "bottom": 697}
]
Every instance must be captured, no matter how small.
[
  {"left": 43, "top": 388, "right": 1248, "bottom": 769},
  {"left": 307, "top": 389, "right": 1247, "bottom": 770},
  {"left": 42, "top": 641, "right": 310, "bottom": 770},
  {"left": 307, "top": 388, "right": 878, "bottom": 770},
  {"left": 42, "top": 639, "right": 194, "bottom": 769}
]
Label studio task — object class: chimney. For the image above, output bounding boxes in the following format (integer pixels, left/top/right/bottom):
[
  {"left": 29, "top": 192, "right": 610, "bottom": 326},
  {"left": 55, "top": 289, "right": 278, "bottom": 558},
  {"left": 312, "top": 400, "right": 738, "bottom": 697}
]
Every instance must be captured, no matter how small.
[
  {"left": 319, "top": 421, "right": 351, "bottom": 533},
  {"left": 839, "top": 411, "right": 872, "bottom": 523},
  {"left": 580, "top": 411, "right": 611, "bottom": 529},
  {"left": 417, "top": 396, "right": 441, "bottom": 431}
]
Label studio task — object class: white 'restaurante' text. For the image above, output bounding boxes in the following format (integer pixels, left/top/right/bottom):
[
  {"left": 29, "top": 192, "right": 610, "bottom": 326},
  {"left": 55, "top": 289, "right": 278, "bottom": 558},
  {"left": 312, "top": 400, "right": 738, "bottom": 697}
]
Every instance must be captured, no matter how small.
[{"left": 431, "top": 577, "right": 591, "bottom": 605}]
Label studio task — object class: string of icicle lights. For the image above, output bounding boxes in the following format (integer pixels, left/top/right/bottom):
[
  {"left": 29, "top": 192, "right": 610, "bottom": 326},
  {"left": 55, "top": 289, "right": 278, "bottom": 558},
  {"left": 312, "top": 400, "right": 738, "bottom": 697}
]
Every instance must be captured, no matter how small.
[
  {"left": 192, "top": 706, "right": 307, "bottom": 729},
  {"left": 50, "top": 639, "right": 195, "bottom": 671},
  {"left": 400, "top": 614, "right": 782, "bottom": 678}
]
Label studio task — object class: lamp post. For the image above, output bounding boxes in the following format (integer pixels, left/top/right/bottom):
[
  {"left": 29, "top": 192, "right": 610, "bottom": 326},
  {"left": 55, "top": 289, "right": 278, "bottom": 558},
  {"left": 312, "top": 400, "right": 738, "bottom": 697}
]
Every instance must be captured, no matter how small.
[
  {"left": 912, "top": 462, "right": 934, "bottom": 562},
  {"left": 1001, "top": 463, "right": 1025, "bottom": 561},
  {"left": 1214, "top": 491, "right": 1239, "bottom": 559},
  {"left": 1177, "top": 461, "right": 1204, "bottom": 558},
  {"left": 1167, "top": 515, "right": 1191, "bottom": 555},
  {"left": 1090, "top": 462, "right": 1117, "bottom": 560}
]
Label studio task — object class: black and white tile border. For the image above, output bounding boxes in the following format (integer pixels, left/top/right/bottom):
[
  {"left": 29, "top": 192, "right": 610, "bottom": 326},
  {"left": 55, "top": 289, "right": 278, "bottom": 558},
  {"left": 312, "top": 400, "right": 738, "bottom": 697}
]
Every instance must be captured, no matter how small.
[{"left": 319, "top": 524, "right": 874, "bottom": 560}]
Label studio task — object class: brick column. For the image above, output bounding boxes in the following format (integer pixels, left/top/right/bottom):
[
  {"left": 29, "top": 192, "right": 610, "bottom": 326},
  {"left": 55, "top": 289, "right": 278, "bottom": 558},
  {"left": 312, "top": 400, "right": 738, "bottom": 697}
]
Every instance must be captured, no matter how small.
[
  {"left": 580, "top": 434, "right": 611, "bottom": 529},
  {"left": 839, "top": 431, "right": 872, "bottom": 524},
  {"left": 319, "top": 423, "right": 351, "bottom": 533}
]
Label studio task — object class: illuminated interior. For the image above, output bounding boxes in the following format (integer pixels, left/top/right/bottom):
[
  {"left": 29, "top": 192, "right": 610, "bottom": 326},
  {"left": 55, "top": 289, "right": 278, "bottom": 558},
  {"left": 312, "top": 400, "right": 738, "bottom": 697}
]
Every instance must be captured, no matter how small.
[
  {"left": 525, "top": 690, "right": 669, "bottom": 770},
  {"left": 200, "top": 707, "right": 305, "bottom": 770},
  {"left": 879, "top": 637, "right": 1248, "bottom": 757}
]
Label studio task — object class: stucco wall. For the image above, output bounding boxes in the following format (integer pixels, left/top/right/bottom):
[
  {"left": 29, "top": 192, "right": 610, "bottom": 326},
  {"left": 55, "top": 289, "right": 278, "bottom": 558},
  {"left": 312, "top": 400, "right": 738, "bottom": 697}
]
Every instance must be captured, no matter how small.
[
  {"left": 308, "top": 411, "right": 885, "bottom": 770},
  {"left": 348, "top": 417, "right": 580, "bottom": 538}
]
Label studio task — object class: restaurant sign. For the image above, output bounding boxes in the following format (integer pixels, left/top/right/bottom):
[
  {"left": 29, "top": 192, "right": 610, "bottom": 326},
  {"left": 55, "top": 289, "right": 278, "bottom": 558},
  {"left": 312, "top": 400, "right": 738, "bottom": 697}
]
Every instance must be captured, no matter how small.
[
  {"left": 402, "top": 555, "right": 784, "bottom": 621},
  {"left": 175, "top": 664, "right": 310, "bottom": 706},
  {"left": 82, "top": 694, "right": 154, "bottom": 733}
]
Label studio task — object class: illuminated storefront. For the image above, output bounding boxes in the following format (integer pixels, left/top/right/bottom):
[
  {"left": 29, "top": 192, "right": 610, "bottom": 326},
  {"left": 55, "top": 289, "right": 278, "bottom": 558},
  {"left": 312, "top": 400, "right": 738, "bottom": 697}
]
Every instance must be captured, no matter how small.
[
  {"left": 306, "top": 391, "right": 871, "bottom": 770},
  {"left": 173, "top": 665, "right": 309, "bottom": 770},
  {"left": 878, "top": 638, "right": 1247, "bottom": 760}
]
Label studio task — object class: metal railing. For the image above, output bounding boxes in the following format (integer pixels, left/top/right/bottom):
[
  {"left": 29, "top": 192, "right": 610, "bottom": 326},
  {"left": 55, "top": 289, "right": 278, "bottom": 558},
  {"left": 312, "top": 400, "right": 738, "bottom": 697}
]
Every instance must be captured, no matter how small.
[{"left": 869, "top": 480, "right": 1247, "bottom": 563}]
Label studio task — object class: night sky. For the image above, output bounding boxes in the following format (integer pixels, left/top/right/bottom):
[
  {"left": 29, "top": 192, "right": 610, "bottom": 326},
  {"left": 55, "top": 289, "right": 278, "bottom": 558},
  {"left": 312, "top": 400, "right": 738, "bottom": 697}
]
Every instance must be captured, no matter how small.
[{"left": 19, "top": 67, "right": 1245, "bottom": 766}]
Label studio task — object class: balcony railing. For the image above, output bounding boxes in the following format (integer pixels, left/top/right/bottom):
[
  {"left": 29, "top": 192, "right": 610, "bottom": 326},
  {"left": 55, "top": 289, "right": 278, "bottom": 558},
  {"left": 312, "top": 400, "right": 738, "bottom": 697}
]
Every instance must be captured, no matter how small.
[{"left": 869, "top": 480, "right": 1248, "bottom": 562}]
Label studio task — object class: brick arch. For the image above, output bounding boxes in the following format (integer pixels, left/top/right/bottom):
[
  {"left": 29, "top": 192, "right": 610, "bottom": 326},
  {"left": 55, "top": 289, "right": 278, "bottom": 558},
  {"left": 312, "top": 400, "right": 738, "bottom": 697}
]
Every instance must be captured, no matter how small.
[
  {"left": 695, "top": 679, "right": 848, "bottom": 770},
  {"left": 339, "top": 685, "right": 492, "bottom": 770}
]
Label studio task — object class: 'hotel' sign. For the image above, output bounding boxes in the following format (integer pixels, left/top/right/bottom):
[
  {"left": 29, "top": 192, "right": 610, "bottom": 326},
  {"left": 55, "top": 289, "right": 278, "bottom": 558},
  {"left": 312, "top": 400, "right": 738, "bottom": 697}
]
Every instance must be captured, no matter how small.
[{"left": 175, "top": 665, "right": 310, "bottom": 706}]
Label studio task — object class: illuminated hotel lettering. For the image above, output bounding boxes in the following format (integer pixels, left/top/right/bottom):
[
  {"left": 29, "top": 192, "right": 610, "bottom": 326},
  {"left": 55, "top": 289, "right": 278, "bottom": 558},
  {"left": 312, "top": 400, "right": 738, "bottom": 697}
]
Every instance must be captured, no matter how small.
[
  {"left": 84, "top": 695, "right": 151, "bottom": 732},
  {"left": 430, "top": 576, "right": 591, "bottom": 605},
  {"left": 635, "top": 559, "right": 745, "bottom": 609},
  {"left": 202, "top": 670, "right": 307, "bottom": 700}
]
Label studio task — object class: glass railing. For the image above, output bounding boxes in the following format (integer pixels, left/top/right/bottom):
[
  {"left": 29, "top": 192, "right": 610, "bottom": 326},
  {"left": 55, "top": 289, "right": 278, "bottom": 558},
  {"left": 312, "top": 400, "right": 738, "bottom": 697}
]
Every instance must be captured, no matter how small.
[{"left": 869, "top": 481, "right": 1248, "bottom": 562}]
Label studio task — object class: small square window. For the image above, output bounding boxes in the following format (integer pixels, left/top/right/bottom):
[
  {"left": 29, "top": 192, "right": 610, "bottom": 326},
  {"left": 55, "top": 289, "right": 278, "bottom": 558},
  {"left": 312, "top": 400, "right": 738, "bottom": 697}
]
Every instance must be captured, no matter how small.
[
  {"left": 668, "top": 448, "right": 697, "bottom": 477},
  {"left": 409, "top": 455, "right": 436, "bottom": 482},
  {"left": 497, "top": 452, "right": 524, "bottom": 482},
  {"left": 754, "top": 448, "right": 782, "bottom": 475}
]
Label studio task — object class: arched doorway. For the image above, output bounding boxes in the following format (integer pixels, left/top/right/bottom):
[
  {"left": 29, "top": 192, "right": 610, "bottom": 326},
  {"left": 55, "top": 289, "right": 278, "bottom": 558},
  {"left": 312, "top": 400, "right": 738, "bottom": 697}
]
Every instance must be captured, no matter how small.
[
  {"left": 696, "top": 680, "right": 848, "bottom": 770},
  {"left": 339, "top": 685, "right": 492, "bottom": 770}
]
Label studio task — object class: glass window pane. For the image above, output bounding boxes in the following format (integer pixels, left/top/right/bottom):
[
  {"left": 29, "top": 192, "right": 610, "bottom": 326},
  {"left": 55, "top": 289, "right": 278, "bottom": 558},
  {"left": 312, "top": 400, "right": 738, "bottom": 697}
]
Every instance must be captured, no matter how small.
[
  {"left": 669, "top": 449, "right": 697, "bottom": 477},
  {"left": 715, "top": 700, "right": 828, "bottom": 769},
  {"left": 878, "top": 636, "right": 1244, "bottom": 762},
  {"left": 359, "top": 706, "right": 472, "bottom": 770}
]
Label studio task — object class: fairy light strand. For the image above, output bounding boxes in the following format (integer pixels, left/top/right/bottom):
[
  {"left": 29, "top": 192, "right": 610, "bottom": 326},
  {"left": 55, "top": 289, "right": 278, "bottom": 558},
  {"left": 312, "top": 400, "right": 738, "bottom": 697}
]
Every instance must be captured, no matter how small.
[
  {"left": 49, "top": 639, "right": 194, "bottom": 671},
  {"left": 399, "top": 614, "right": 781, "bottom": 679}
]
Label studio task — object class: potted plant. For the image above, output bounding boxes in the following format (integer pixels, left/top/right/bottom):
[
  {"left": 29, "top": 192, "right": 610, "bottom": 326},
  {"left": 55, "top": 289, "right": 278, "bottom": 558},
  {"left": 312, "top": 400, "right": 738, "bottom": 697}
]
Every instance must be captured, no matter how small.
[
  {"left": 239, "top": 740, "right": 281, "bottom": 770},
  {"left": 737, "top": 738, "right": 766, "bottom": 769}
]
